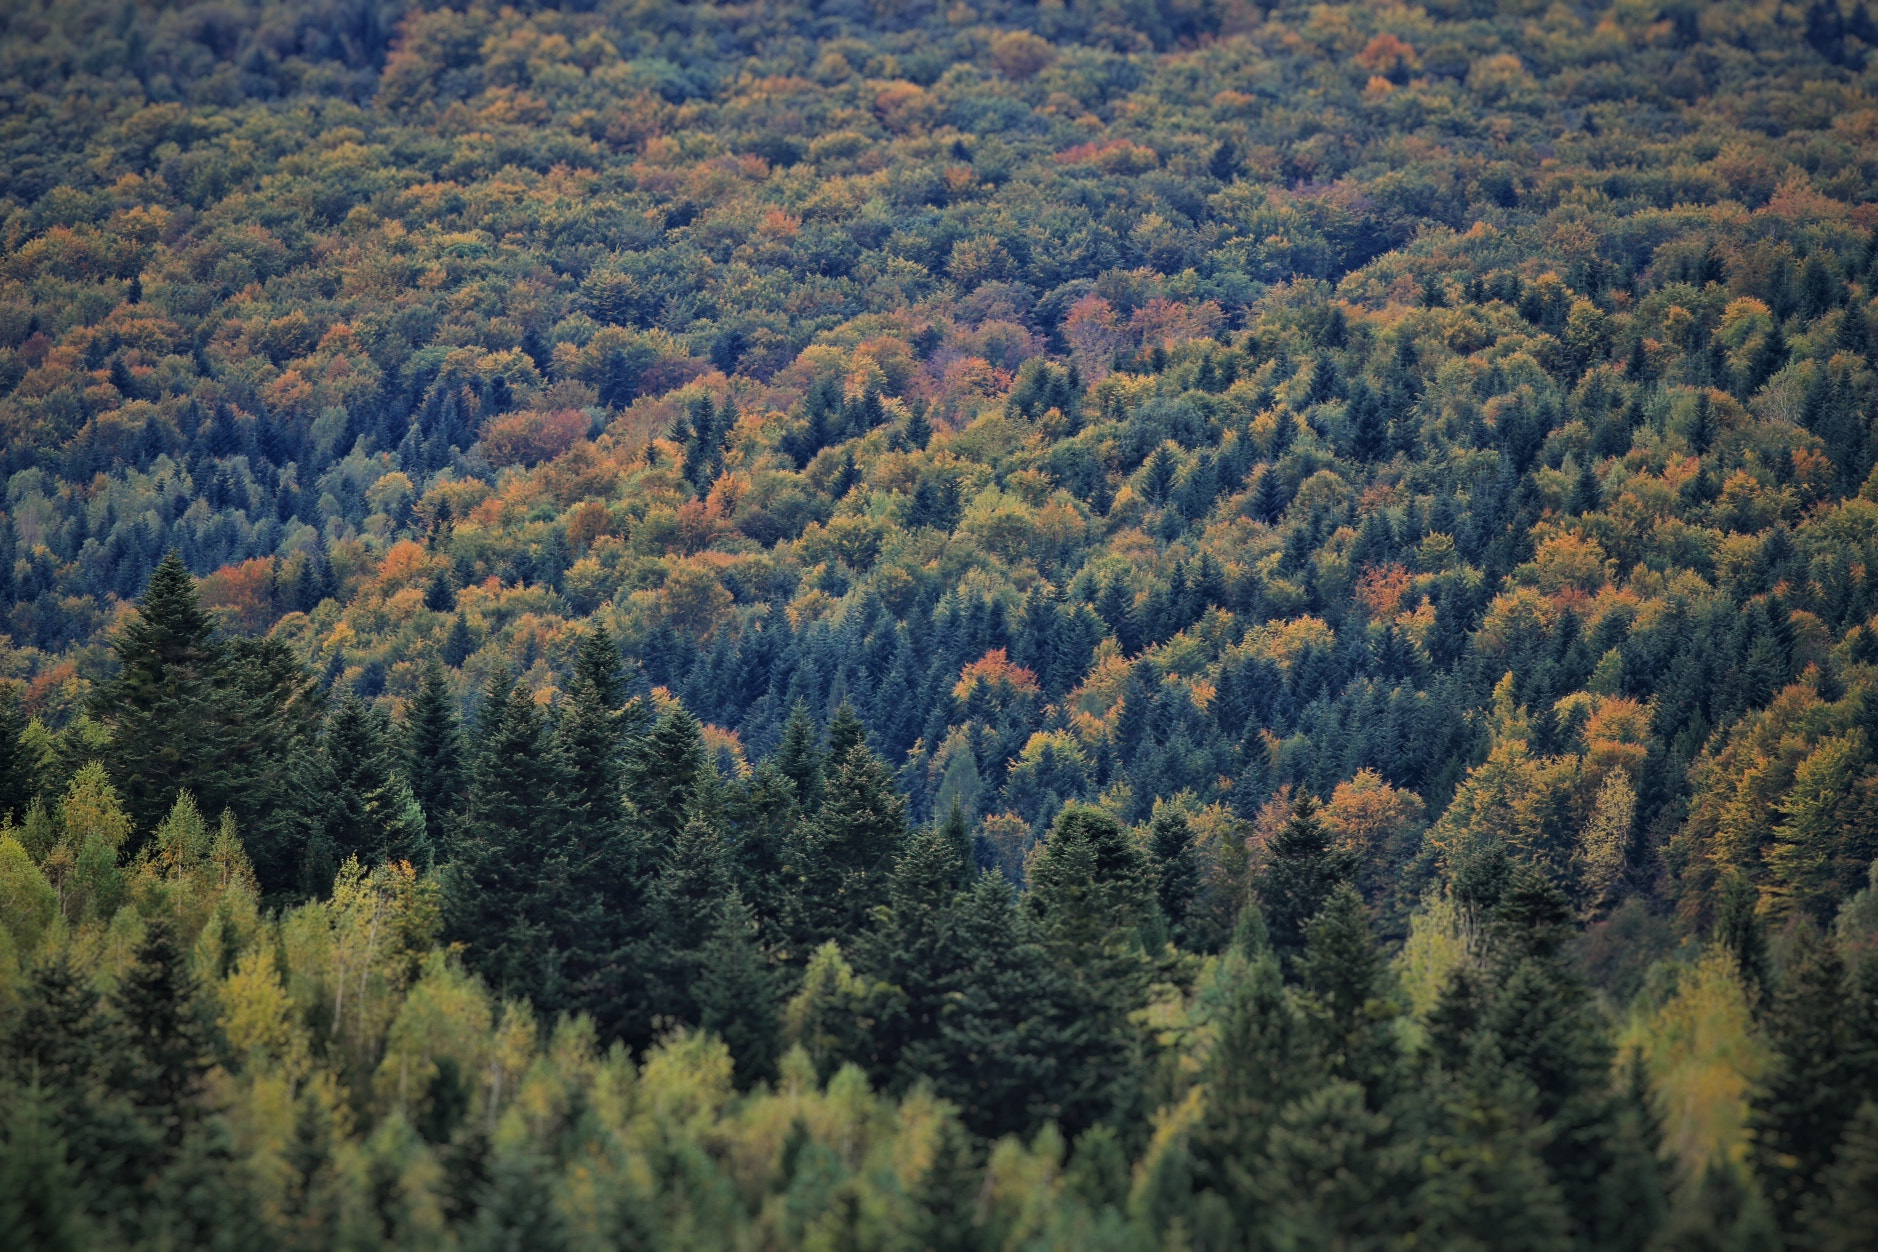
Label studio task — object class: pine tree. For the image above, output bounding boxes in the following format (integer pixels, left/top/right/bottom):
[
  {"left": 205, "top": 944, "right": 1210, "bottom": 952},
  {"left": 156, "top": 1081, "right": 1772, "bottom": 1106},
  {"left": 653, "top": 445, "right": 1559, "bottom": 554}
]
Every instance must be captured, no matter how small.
[
  {"left": 1297, "top": 883, "right": 1399, "bottom": 1102},
  {"left": 402, "top": 661, "right": 464, "bottom": 836},
  {"left": 697, "top": 889, "right": 778, "bottom": 1088},
  {"left": 0, "top": 683, "right": 33, "bottom": 824},
  {"left": 1750, "top": 926, "right": 1858, "bottom": 1233},
  {"left": 94, "top": 553, "right": 232, "bottom": 837},
  {"left": 1256, "top": 792, "right": 1357, "bottom": 971},
  {"left": 447, "top": 673, "right": 568, "bottom": 1000},
  {"left": 624, "top": 703, "right": 705, "bottom": 857},
  {"left": 1148, "top": 805, "right": 1200, "bottom": 947}
]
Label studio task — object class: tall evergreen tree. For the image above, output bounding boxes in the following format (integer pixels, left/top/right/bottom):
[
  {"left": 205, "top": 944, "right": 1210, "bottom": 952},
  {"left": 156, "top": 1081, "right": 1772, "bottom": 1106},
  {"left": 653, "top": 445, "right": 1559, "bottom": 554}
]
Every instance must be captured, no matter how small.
[
  {"left": 403, "top": 661, "right": 465, "bottom": 836},
  {"left": 0, "top": 683, "right": 33, "bottom": 823},
  {"left": 95, "top": 553, "right": 231, "bottom": 838},
  {"left": 1257, "top": 792, "right": 1357, "bottom": 971},
  {"left": 1750, "top": 926, "right": 1860, "bottom": 1233},
  {"left": 447, "top": 673, "right": 568, "bottom": 1001},
  {"left": 624, "top": 703, "right": 705, "bottom": 857},
  {"left": 773, "top": 701, "right": 825, "bottom": 815},
  {"left": 697, "top": 889, "right": 778, "bottom": 1088}
]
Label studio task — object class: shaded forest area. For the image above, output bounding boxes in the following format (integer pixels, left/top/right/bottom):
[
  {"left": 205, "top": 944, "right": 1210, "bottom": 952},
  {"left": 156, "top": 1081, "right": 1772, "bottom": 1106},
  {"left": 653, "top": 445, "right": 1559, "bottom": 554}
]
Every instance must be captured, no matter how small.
[{"left": 4, "top": 0, "right": 1878, "bottom": 1247}]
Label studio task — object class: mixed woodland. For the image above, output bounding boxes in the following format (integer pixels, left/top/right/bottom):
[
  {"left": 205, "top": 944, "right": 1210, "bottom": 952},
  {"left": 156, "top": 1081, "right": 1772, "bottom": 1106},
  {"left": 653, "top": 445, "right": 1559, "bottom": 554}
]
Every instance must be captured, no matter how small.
[{"left": 4, "top": 0, "right": 1878, "bottom": 1247}]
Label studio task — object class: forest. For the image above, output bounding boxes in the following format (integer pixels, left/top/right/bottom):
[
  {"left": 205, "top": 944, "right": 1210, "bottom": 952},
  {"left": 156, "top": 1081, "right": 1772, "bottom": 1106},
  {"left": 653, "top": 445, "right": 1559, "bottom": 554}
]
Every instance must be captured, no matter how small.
[{"left": 3, "top": 0, "right": 1878, "bottom": 1246}]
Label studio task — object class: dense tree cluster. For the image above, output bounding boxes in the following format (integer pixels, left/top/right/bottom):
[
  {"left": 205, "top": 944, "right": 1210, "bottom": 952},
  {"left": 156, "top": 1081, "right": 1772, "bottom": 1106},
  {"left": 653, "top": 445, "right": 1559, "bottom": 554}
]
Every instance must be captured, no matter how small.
[{"left": 6, "top": 0, "right": 1878, "bottom": 1246}]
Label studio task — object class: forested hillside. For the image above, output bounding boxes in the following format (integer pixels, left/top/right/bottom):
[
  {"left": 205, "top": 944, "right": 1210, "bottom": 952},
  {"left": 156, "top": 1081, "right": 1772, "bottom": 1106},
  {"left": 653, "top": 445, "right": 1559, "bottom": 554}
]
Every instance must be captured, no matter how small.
[{"left": 4, "top": 0, "right": 1878, "bottom": 1247}]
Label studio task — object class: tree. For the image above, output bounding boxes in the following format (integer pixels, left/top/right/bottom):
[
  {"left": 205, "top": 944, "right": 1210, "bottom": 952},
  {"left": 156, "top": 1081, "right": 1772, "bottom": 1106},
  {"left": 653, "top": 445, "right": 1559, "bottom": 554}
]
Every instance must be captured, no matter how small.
[
  {"left": 624, "top": 703, "right": 705, "bottom": 856},
  {"left": 95, "top": 553, "right": 230, "bottom": 838},
  {"left": 773, "top": 701, "right": 825, "bottom": 816},
  {"left": 1297, "top": 883, "right": 1399, "bottom": 1102},
  {"left": 110, "top": 917, "right": 211, "bottom": 1199},
  {"left": 447, "top": 673, "right": 568, "bottom": 1001},
  {"left": 1805, "top": 1100, "right": 1878, "bottom": 1251},
  {"left": 784, "top": 737, "right": 907, "bottom": 952},
  {"left": 697, "top": 889, "right": 778, "bottom": 1088},
  {"left": 0, "top": 683, "right": 33, "bottom": 824},
  {"left": 1147, "top": 805, "right": 1199, "bottom": 946},
  {"left": 1257, "top": 792, "right": 1357, "bottom": 971},
  {"left": 1750, "top": 926, "right": 1859, "bottom": 1233},
  {"left": 646, "top": 812, "right": 739, "bottom": 1036},
  {"left": 403, "top": 661, "right": 465, "bottom": 836}
]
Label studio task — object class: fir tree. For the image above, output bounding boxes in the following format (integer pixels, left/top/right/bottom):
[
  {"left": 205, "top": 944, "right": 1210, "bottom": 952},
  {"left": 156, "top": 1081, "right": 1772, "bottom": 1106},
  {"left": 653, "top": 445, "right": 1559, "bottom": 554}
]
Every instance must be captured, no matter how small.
[
  {"left": 403, "top": 661, "right": 465, "bottom": 837},
  {"left": 447, "top": 673, "right": 568, "bottom": 1001},
  {"left": 94, "top": 553, "right": 231, "bottom": 837},
  {"left": 1297, "top": 883, "right": 1400, "bottom": 1102},
  {"left": 624, "top": 703, "right": 705, "bottom": 857},
  {"left": 697, "top": 889, "right": 778, "bottom": 1088},
  {"left": 1147, "top": 805, "right": 1199, "bottom": 946},
  {"left": 1750, "top": 926, "right": 1858, "bottom": 1233},
  {"left": 1804, "top": 1099, "right": 1878, "bottom": 1251},
  {"left": 1256, "top": 792, "right": 1358, "bottom": 971},
  {"left": 111, "top": 919, "right": 211, "bottom": 1176},
  {"left": 0, "top": 683, "right": 32, "bottom": 823},
  {"left": 773, "top": 700, "right": 825, "bottom": 815}
]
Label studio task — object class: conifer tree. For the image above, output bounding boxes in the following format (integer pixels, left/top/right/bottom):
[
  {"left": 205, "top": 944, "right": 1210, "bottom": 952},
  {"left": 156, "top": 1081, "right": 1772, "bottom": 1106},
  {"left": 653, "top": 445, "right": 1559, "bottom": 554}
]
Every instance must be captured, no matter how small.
[
  {"left": 110, "top": 918, "right": 210, "bottom": 1189},
  {"left": 697, "top": 889, "right": 778, "bottom": 1088},
  {"left": 1147, "top": 805, "right": 1199, "bottom": 946},
  {"left": 448, "top": 673, "right": 568, "bottom": 1000},
  {"left": 0, "top": 683, "right": 33, "bottom": 824},
  {"left": 1750, "top": 926, "right": 1858, "bottom": 1233},
  {"left": 95, "top": 553, "right": 230, "bottom": 837},
  {"left": 785, "top": 736, "right": 908, "bottom": 950},
  {"left": 403, "top": 661, "right": 464, "bottom": 835},
  {"left": 1298, "top": 884, "right": 1399, "bottom": 1102},
  {"left": 624, "top": 703, "right": 705, "bottom": 856},
  {"left": 1257, "top": 792, "right": 1357, "bottom": 971},
  {"left": 651, "top": 814, "right": 735, "bottom": 1026},
  {"left": 773, "top": 700, "right": 825, "bottom": 815},
  {"left": 1804, "top": 1099, "right": 1878, "bottom": 1251}
]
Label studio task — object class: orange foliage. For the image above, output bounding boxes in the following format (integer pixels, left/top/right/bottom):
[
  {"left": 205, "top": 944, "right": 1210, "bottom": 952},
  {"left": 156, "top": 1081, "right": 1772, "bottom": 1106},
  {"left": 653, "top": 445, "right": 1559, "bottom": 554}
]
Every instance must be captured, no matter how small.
[
  {"left": 199, "top": 558, "right": 277, "bottom": 632},
  {"left": 954, "top": 648, "right": 1041, "bottom": 701},
  {"left": 1355, "top": 563, "right": 1412, "bottom": 618},
  {"left": 481, "top": 409, "right": 589, "bottom": 467}
]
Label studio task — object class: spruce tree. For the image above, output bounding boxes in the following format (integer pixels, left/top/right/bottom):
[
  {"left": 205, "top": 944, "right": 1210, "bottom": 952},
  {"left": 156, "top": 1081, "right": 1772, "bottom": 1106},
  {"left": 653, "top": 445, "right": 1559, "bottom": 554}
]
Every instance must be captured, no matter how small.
[
  {"left": 773, "top": 700, "right": 825, "bottom": 815},
  {"left": 1256, "top": 792, "right": 1357, "bottom": 971},
  {"left": 402, "top": 661, "right": 464, "bottom": 837},
  {"left": 624, "top": 703, "right": 705, "bottom": 857},
  {"left": 1750, "top": 926, "right": 1858, "bottom": 1233},
  {"left": 0, "top": 683, "right": 33, "bottom": 824},
  {"left": 447, "top": 673, "right": 568, "bottom": 1001},
  {"left": 697, "top": 889, "right": 777, "bottom": 1088},
  {"left": 95, "top": 553, "right": 231, "bottom": 837}
]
